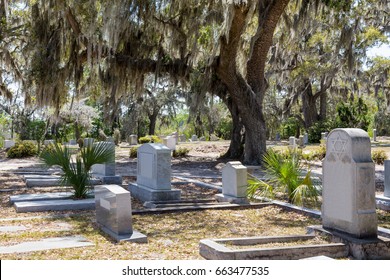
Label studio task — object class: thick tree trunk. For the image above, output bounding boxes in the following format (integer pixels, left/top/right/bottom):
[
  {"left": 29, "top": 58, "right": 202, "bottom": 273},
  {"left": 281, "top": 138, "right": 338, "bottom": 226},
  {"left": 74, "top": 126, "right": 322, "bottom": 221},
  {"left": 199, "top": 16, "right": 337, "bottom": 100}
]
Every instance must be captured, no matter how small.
[
  {"left": 301, "top": 80, "right": 319, "bottom": 129},
  {"left": 148, "top": 112, "right": 158, "bottom": 135},
  {"left": 319, "top": 91, "right": 327, "bottom": 121},
  {"left": 221, "top": 98, "right": 244, "bottom": 159}
]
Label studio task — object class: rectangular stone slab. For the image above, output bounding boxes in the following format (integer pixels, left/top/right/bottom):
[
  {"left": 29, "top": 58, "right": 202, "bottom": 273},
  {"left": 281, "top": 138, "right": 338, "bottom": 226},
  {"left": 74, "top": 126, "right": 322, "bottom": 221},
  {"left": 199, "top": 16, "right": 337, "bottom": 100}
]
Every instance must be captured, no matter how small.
[
  {"left": 14, "top": 199, "right": 95, "bottom": 212},
  {"left": 26, "top": 178, "right": 101, "bottom": 187},
  {"left": 10, "top": 192, "right": 73, "bottom": 204},
  {"left": 0, "top": 236, "right": 93, "bottom": 254}
]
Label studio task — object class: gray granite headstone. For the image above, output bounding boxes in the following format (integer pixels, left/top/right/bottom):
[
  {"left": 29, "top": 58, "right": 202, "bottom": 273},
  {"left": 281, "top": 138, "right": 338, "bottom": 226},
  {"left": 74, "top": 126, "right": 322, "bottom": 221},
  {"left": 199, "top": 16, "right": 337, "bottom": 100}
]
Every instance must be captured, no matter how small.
[
  {"left": 216, "top": 161, "right": 248, "bottom": 204},
  {"left": 384, "top": 160, "right": 390, "bottom": 198},
  {"left": 129, "top": 135, "right": 138, "bottom": 145},
  {"left": 275, "top": 132, "right": 281, "bottom": 141},
  {"left": 289, "top": 136, "right": 296, "bottom": 148},
  {"left": 128, "top": 143, "right": 180, "bottom": 201},
  {"left": 4, "top": 140, "right": 15, "bottom": 149},
  {"left": 94, "top": 184, "right": 147, "bottom": 242},
  {"left": 322, "top": 128, "right": 377, "bottom": 238},
  {"left": 91, "top": 142, "right": 122, "bottom": 184},
  {"left": 191, "top": 135, "right": 198, "bottom": 142},
  {"left": 304, "top": 133, "right": 309, "bottom": 145}
]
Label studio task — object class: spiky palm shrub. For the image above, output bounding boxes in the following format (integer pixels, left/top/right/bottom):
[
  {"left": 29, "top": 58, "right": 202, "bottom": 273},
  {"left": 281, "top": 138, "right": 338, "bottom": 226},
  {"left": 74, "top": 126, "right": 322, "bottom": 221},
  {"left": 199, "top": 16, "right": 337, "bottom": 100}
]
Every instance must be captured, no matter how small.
[
  {"left": 247, "top": 149, "right": 318, "bottom": 206},
  {"left": 40, "top": 142, "right": 115, "bottom": 199}
]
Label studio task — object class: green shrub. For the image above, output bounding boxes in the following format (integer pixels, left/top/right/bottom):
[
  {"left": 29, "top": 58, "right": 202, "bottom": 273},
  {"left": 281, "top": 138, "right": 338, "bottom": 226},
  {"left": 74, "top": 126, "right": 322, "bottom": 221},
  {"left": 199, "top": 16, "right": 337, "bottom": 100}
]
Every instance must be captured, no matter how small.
[
  {"left": 172, "top": 147, "right": 190, "bottom": 157},
  {"left": 280, "top": 117, "right": 300, "bottom": 139},
  {"left": 307, "top": 120, "right": 335, "bottom": 143},
  {"left": 372, "top": 150, "right": 387, "bottom": 165},
  {"left": 129, "top": 146, "right": 139, "bottom": 158},
  {"left": 7, "top": 141, "right": 38, "bottom": 158},
  {"left": 303, "top": 145, "right": 327, "bottom": 161},
  {"left": 138, "top": 135, "right": 161, "bottom": 144}
]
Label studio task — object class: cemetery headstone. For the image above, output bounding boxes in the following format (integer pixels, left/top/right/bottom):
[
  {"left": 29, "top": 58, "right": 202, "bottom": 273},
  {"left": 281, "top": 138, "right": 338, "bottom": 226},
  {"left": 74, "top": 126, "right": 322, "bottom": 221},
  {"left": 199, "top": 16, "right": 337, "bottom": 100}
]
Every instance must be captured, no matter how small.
[
  {"left": 373, "top": 129, "right": 377, "bottom": 142},
  {"left": 322, "top": 128, "right": 377, "bottom": 238},
  {"left": 199, "top": 136, "right": 206, "bottom": 141},
  {"left": 91, "top": 142, "right": 122, "bottom": 184},
  {"left": 216, "top": 161, "right": 248, "bottom": 204},
  {"left": 4, "top": 140, "right": 15, "bottom": 149},
  {"left": 384, "top": 160, "right": 390, "bottom": 198},
  {"left": 275, "top": 132, "right": 281, "bottom": 141},
  {"left": 210, "top": 134, "right": 219, "bottom": 141},
  {"left": 128, "top": 143, "right": 180, "bottom": 201},
  {"left": 299, "top": 135, "right": 305, "bottom": 148},
  {"left": 106, "top": 136, "right": 114, "bottom": 143},
  {"left": 166, "top": 136, "right": 176, "bottom": 150},
  {"left": 289, "top": 136, "right": 296, "bottom": 149},
  {"left": 304, "top": 133, "right": 309, "bottom": 145},
  {"left": 171, "top": 132, "right": 179, "bottom": 144},
  {"left": 129, "top": 135, "right": 138, "bottom": 145},
  {"left": 69, "top": 139, "right": 77, "bottom": 145},
  {"left": 191, "top": 135, "right": 198, "bottom": 142},
  {"left": 94, "top": 184, "right": 147, "bottom": 242}
]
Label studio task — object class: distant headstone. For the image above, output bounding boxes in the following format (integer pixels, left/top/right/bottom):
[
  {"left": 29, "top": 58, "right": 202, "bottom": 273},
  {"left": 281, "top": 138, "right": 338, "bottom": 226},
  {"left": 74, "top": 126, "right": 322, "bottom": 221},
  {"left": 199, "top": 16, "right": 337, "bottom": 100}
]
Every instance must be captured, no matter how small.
[
  {"left": 384, "top": 160, "right": 390, "bottom": 198},
  {"left": 199, "top": 136, "right": 206, "bottom": 141},
  {"left": 275, "top": 132, "right": 281, "bottom": 141},
  {"left": 179, "top": 134, "right": 186, "bottom": 142},
  {"left": 166, "top": 136, "right": 176, "bottom": 150},
  {"left": 304, "top": 133, "right": 309, "bottom": 145},
  {"left": 171, "top": 132, "right": 179, "bottom": 144},
  {"left": 43, "top": 140, "right": 55, "bottom": 146},
  {"left": 94, "top": 184, "right": 147, "bottom": 243},
  {"left": 69, "top": 139, "right": 77, "bottom": 145},
  {"left": 289, "top": 136, "right": 296, "bottom": 148},
  {"left": 299, "top": 135, "right": 305, "bottom": 147},
  {"left": 216, "top": 161, "right": 248, "bottom": 204},
  {"left": 373, "top": 129, "right": 377, "bottom": 142},
  {"left": 322, "top": 128, "right": 377, "bottom": 238},
  {"left": 84, "top": 138, "right": 94, "bottom": 147},
  {"left": 91, "top": 142, "right": 122, "bottom": 184},
  {"left": 191, "top": 135, "right": 198, "bottom": 142},
  {"left": 128, "top": 143, "right": 180, "bottom": 201},
  {"left": 129, "top": 135, "right": 138, "bottom": 145},
  {"left": 4, "top": 140, "right": 15, "bottom": 149}
]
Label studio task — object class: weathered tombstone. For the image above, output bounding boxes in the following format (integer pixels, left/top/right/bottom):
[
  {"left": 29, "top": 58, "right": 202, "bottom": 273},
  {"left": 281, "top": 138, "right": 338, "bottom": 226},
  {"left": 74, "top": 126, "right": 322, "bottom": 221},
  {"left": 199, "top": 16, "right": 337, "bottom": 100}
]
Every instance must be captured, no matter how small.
[
  {"left": 199, "top": 136, "right": 206, "bottom": 141},
  {"left": 4, "top": 140, "right": 15, "bottom": 149},
  {"left": 94, "top": 184, "right": 147, "bottom": 242},
  {"left": 166, "top": 136, "right": 176, "bottom": 150},
  {"left": 321, "top": 132, "right": 326, "bottom": 140},
  {"left": 84, "top": 138, "right": 94, "bottom": 147},
  {"left": 322, "top": 128, "right": 377, "bottom": 238},
  {"left": 171, "top": 132, "right": 179, "bottom": 144},
  {"left": 69, "top": 139, "right": 77, "bottom": 145},
  {"left": 43, "top": 140, "right": 55, "bottom": 146},
  {"left": 91, "top": 142, "right": 122, "bottom": 184},
  {"left": 299, "top": 135, "right": 305, "bottom": 148},
  {"left": 385, "top": 160, "right": 390, "bottom": 198},
  {"left": 215, "top": 161, "right": 248, "bottom": 204},
  {"left": 275, "top": 132, "right": 281, "bottom": 141},
  {"left": 191, "top": 135, "right": 198, "bottom": 142},
  {"left": 129, "top": 135, "right": 138, "bottom": 145},
  {"left": 373, "top": 129, "right": 377, "bottom": 142},
  {"left": 304, "top": 133, "right": 309, "bottom": 145},
  {"left": 128, "top": 143, "right": 180, "bottom": 201},
  {"left": 179, "top": 134, "right": 186, "bottom": 142},
  {"left": 289, "top": 136, "right": 296, "bottom": 149}
]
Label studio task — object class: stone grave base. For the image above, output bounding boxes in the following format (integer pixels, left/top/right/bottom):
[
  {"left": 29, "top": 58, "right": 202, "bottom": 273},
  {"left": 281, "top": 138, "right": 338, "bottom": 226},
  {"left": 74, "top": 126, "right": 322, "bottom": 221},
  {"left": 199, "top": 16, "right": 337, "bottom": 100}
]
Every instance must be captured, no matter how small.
[
  {"left": 14, "top": 199, "right": 95, "bottom": 213},
  {"left": 376, "top": 195, "right": 390, "bottom": 211},
  {"left": 99, "top": 226, "right": 147, "bottom": 243},
  {"left": 10, "top": 192, "right": 73, "bottom": 203},
  {"left": 215, "top": 194, "right": 249, "bottom": 204},
  {"left": 128, "top": 182, "right": 181, "bottom": 202},
  {"left": 199, "top": 234, "right": 348, "bottom": 260},
  {"left": 26, "top": 177, "right": 101, "bottom": 188},
  {"left": 309, "top": 225, "right": 390, "bottom": 259}
]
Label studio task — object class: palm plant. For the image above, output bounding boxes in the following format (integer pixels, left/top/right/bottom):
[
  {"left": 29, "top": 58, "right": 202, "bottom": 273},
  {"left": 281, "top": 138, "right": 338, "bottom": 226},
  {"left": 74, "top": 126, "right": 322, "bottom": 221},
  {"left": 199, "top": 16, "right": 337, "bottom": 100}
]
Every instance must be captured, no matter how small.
[
  {"left": 247, "top": 149, "right": 319, "bottom": 206},
  {"left": 40, "top": 142, "right": 115, "bottom": 199}
]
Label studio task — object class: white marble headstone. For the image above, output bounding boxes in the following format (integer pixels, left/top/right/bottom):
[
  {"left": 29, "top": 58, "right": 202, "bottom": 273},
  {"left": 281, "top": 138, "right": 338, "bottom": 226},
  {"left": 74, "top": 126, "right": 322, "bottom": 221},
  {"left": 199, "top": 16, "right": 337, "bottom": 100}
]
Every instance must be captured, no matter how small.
[
  {"left": 222, "top": 161, "right": 248, "bottom": 198},
  {"left": 137, "top": 143, "right": 171, "bottom": 190},
  {"left": 322, "top": 128, "right": 377, "bottom": 238}
]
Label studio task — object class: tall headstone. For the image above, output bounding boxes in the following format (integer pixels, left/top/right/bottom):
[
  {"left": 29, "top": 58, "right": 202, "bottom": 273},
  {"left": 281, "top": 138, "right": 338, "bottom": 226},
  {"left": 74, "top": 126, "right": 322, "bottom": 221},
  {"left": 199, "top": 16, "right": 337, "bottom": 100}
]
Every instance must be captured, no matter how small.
[
  {"left": 4, "top": 140, "right": 15, "bottom": 149},
  {"left": 304, "top": 133, "right": 309, "bottom": 145},
  {"left": 91, "top": 142, "right": 122, "bottom": 184},
  {"left": 322, "top": 128, "right": 377, "bottom": 238},
  {"left": 128, "top": 143, "right": 180, "bottom": 201},
  {"left": 275, "top": 132, "right": 281, "bottom": 141},
  {"left": 94, "top": 184, "right": 147, "bottom": 242},
  {"left": 165, "top": 136, "right": 176, "bottom": 150},
  {"left": 299, "top": 135, "right": 305, "bottom": 148},
  {"left": 373, "top": 129, "right": 377, "bottom": 142},
  {"left": 384, "top": 160, "right": 390, "bottom": 198},
  {"left": 129, "top": 135, "right": 138, "bottom": 145},
  {"left": 289, "top": 136, "right": 296, "bottom": 149},
  {"left": 216, "top": 161, "right": 248, "bottom": 204},
  {"left": 171, "top": 132, "right": 179, "bottom": 144}
]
